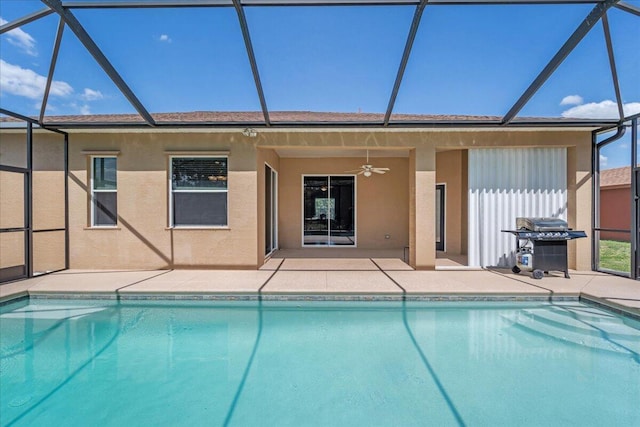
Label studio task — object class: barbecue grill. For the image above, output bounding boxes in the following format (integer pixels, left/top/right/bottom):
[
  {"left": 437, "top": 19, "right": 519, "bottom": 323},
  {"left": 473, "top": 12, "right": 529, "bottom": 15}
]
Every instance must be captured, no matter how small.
[{"left": 502, "top": 217, "right": 587, "bottom": 279}]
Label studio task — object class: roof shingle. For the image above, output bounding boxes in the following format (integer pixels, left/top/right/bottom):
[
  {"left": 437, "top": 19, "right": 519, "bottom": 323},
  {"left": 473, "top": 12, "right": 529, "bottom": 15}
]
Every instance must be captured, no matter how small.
[
  {"left": 600, "top": 166, "right": 632, "bottom": 187},
  {"left": 0, "top": 110, "right": 511, "bottom": 124}
]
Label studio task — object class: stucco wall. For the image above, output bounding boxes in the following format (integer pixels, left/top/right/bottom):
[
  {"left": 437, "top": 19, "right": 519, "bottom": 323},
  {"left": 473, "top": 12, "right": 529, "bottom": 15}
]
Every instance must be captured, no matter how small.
[
  {"left": 278, "top": 156, "right": 409, "bottom": 250},
  {"left": 567, "top": 143, "right": 592, "bottom": 271},
  {"left": 0, "top": 230, "right": 24, "bottom": 270},
  {"left": 0, "top": 131, "right": 66, "bottom": 273},
  {"left": 257, "top": 148, "right": 281, "bottom": 261},
  {"left": 0, "top": 131, "right": 27, "bottom": 168},
  {"left": 1, "top": 128, "right": 594, "bottom": 271},
  {"left": 0, "top": 130, "right": 27, "bottom": 271},
  {"left": 0, "top": 170, "right": 24, "bottom": 231},
  {"left": 257, "top": 129, "right": 591, "bottom": 269},
  {"left": 66, "top": 132, "right": 259, "bottom": 269},
  {"left": 435, "top": 150, "right": 465, "bottom": 255}
]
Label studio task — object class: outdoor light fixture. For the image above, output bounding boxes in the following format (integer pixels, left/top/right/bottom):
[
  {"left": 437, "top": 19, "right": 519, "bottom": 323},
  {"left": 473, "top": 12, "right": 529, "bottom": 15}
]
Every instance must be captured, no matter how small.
[{"left": 242, "top": 128, "right": 257, "bottom": 138}]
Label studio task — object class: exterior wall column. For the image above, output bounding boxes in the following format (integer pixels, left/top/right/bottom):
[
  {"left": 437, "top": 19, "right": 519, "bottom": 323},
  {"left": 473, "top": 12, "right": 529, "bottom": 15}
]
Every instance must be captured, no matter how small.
[
  {"left": 567, "top": 143, "right": 592, "bottom": 270},
  {"left": 410, "top": 145, "right": 436, "bottom": 269}
]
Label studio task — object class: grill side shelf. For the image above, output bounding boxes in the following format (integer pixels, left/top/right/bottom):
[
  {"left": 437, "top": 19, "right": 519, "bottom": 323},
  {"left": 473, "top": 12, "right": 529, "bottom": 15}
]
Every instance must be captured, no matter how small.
[{"left": 501, "top": 230, "right": 587, "bottom": 240}]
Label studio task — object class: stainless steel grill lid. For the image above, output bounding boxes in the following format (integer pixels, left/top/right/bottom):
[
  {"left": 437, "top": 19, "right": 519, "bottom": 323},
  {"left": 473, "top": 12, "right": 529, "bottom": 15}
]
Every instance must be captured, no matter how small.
[{"left": 516, "top": 217, "right": 568, "bottom": 232}]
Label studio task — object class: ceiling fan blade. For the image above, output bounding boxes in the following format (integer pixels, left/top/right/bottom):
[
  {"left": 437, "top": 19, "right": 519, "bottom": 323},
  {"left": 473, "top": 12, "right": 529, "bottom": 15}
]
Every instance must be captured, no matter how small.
[
  {"left": 372, "top": 169, "right": 386, "bottom": 174},
  {"left": 372, "top": 167, "right": 390, "bottom": 171},
  {"left": 344, "top": 168, "right": 364, "bottom": 173}
]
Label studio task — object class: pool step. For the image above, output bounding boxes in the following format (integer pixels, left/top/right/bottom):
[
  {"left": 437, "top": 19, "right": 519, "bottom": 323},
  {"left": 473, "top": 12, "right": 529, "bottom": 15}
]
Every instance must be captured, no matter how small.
[
  {"left": 522, "top": 309, "right": 640, "bottom": 341},
  {"left": 506, "top": 310, "right": 640, "bottom": 356},
  {"left": 548, "top": 305, "right": 620, "bottom": 323}
]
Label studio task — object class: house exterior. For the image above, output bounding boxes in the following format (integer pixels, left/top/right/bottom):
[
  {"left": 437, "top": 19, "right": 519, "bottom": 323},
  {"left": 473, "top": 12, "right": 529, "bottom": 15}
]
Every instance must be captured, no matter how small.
[
  {"left": 0, "top": 112, "right": 595, "bottom": 277},
  {"left": 599, "top": 166, "right": 632, "bottom": 242}
]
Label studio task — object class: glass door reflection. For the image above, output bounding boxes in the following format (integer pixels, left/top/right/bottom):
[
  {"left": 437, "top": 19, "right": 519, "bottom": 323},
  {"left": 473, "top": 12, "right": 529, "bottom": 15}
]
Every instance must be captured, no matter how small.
[{"left": 303, "top": 176, "right": 355, "bottom": 246}]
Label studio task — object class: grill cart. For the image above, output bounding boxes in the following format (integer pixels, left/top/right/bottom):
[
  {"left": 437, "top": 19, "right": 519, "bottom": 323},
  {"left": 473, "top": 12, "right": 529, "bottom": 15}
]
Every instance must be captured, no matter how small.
[{"left": 502, "top": 218, "right": 587, "bottom": 280}]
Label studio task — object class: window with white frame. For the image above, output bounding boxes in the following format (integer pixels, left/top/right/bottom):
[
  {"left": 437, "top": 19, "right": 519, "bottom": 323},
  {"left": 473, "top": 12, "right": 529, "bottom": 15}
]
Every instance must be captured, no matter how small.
[
  {"left": 91, "top": 157, "right": 117, "bottom": 226},
  {"left": 170, "top": 157, "right": 228, "bottom": 226}
]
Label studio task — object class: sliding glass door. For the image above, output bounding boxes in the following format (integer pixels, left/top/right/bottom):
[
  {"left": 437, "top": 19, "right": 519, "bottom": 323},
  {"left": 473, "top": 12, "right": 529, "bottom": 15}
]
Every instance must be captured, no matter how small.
[
  {"left": 303, "top": 176, "right": 355, "bottom": 246},
  {"left": 265, "top": 164, "right": 277, "bottom": 256}
]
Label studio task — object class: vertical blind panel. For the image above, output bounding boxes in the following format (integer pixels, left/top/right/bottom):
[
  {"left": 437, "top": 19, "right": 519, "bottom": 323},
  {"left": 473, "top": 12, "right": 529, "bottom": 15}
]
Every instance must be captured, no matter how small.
[{"left": 468, "top": 148, "right": 567, "bottom": 267}]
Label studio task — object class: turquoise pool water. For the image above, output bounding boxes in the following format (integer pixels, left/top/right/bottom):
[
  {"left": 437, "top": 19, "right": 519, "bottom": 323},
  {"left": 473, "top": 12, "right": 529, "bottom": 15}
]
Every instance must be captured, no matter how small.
[{"left": 1, "top": 299, "right": 639, "bottom": 426}]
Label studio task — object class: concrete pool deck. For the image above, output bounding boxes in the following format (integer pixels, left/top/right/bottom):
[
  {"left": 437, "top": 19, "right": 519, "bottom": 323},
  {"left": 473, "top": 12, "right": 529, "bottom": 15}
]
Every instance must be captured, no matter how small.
[{"left": 1, "top": 258, "right": 639, "bottom": 318}]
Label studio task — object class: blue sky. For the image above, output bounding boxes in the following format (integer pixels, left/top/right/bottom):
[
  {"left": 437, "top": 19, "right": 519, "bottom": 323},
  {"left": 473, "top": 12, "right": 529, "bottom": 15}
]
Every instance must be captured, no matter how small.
[{"left": 0, "top": 0, "right": 638, "bottom": 122}]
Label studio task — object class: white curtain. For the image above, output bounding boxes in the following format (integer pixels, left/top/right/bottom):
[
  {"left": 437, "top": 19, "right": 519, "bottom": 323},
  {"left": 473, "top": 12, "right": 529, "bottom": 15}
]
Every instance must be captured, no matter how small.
[{"left": 468, "top": 148, "right": 567, "bottom": 267}]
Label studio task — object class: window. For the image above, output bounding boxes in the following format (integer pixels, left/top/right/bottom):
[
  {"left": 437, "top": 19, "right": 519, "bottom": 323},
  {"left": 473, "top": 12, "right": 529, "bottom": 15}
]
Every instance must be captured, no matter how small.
[
  {"left": 170, "top": 157, "right": 228, "bottom": 227},
  {"left": 91, "top": 157, "right": 117, "bottom": 226}
]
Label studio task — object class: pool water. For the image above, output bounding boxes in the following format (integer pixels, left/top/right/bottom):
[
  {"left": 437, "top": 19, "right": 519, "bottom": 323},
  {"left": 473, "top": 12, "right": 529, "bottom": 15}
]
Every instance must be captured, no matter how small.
[{"left": 1, "top": 299, "right": 639, "bottom": 426}]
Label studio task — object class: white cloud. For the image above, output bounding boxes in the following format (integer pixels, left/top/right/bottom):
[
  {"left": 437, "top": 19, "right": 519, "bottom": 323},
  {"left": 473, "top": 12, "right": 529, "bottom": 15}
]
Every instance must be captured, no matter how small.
[
  {"left": 79, "top": 104, "right": 92, "bottom": 115},
  {"left": 81, "top": 88, "right": 104, "bottom": 101},
  {"left": 159, "top": 34, "right": 172, "bottom": 43},
  {"left": 623, "top": 103, "right": 640, "bottom": 117},
  {"left": 561, "top": 99, "right": 640, "bottom": 119},
  {"left": 560, "top": 95, "right": 583, "bottom": 106},
  {"left": 0, "top": 59, "right": 73, "bottom": 99},
  {"left": 0, "top": 17, "right": 37, "bottom": 56},
  {"left": 599, "top": 154, "right": 608, "bottom": 168}
]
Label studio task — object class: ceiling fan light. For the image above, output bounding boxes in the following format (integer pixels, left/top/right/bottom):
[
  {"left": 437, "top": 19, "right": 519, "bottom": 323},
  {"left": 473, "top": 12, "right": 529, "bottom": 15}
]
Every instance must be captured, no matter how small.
[{"left": 363, "top": 170, "right": 372, "bottom": 177}]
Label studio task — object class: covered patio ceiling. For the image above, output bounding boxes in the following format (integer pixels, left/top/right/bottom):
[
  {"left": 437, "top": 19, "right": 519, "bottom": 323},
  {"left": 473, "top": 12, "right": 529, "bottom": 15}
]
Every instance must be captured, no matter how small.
[{"left": 0, "top": 0, "right": 638, "bottom": 130}]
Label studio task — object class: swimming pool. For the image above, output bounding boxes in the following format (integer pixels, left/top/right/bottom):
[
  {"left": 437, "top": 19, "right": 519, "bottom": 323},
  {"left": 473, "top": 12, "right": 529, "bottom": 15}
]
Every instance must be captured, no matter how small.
[{"left": 1, "top": 299, "right": 639, "bottom": 426}]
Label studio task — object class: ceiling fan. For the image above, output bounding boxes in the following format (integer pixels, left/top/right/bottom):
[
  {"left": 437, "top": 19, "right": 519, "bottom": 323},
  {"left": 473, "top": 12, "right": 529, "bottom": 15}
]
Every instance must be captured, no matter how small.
[{"left": 346, "top": 150, "right": 390, "bottom": 177}]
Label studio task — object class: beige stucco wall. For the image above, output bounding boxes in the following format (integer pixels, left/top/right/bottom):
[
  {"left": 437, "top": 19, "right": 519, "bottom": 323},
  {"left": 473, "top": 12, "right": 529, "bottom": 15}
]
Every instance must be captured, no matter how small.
[
  {"left": 65, "top": 132, "right": 259, "bottom": 269},
  {"left": 33, "top": 134, "right": 66, "bottom": 232},
  {"left": 33, "top": 230, "right": 66, "bottom": 273},
  {"left": 413, "top": 147, "right": 436, "bottom": 269},
  {"left": 278, "top": 156, "right": 409, "bottom": 250},
  {"left": 1, "top": 128, "right": 594, "bottom": 272},
  {"left": 0, "top": 170, "right": 24, "bottom": 230},
  {"left": 0, "top": 231, "right": 24, "bottom": 269},
  {"left": 256, "top": 148, "right": 280, "bottom": 262},
  {"left": 256, "top": 129, "right": 592, "bottom": 269},
  {"left": 0, "top": 132, "right": 65, "bottom": 230},
  {"left": 0, "top": 130, "right": 27, "bottom": 168},
  {"left": 0, "top": 131, "right": 66, "bottom": 273},
  {"left": 567, "top": 144, "right": 593, "bottom": 271},
  {"left": 435, "top": 150, "right": 467, "bottom": 256}
]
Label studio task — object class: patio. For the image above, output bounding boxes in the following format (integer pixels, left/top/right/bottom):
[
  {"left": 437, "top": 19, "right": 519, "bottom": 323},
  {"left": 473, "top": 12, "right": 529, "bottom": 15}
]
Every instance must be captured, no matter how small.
[
  {"left": 2, "top": 261, "right": 638, "bottom": 319},
  {"left": 0, "top": 0, "right": 638, "bottom": 288}
]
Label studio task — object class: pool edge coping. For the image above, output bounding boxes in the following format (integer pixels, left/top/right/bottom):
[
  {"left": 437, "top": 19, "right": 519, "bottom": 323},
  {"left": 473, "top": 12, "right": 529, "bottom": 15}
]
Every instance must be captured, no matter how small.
[
  {"left": 579, "top": 294, "right": 640, "bottom": 322},
  {"left": 6, "top": 291, "right": 579, "bottom": 303},
  {"left": 2, "top": 290, "right": 638, "bottom": 322}
]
